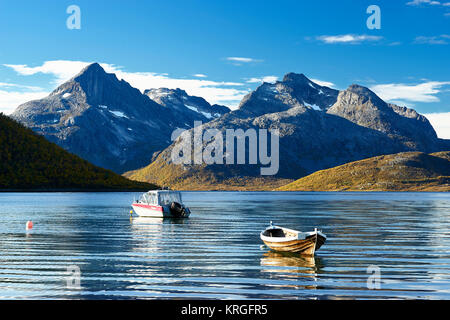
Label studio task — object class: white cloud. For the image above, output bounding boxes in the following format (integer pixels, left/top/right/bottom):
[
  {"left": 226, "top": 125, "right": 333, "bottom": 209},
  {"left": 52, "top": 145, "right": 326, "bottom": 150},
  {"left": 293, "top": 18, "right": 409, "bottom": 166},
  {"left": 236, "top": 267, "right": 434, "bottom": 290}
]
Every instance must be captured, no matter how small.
[
  {"left": 4, "top": 60, "right": 251, "bottom": 110},
  {"left": 246, "top": 76, "right": 278, "bottom": 84},
  {"left": 370, "top": 81, "right": 450, "bottom": 103},
  {"left": 316, "top": 34, "right": 383, "bottom": 44},
  {"left": 310, "top": 78, "right": 335, "bottom": 88},
  {"left": 424, "top": 112, "right": 450, "bottom": 139},
  {"left": 4, "top": 60, "right": 91, "bottom": 85},
  {"left": 407, "top": 0, "right": 443, "bottom": 6},
  {"left": 226, "top": 57, "right": 261, "bottom": 63},
  {"left": 407, "top": 0, "right": 450, "bottom": 15},
  {"left": 225, "top": 57, "right": 263, "bottom": 66},
  {"left": 0, "top": 89, "right": 50, "bottom": 114},
  {"left": 0, "top": 81, "right": 49, "bottom": 114},
  {"left": 0, "top": 82, "right": 44, "bottom": 91},
  {"left": 414, "top": 34, "right": 450, "bottom": 44},
  {"left": 193, "top": 74, "right": 207, "bottom": 78},
  {"left": 105, "top": 67, "right": 248, "bottom": 108}
]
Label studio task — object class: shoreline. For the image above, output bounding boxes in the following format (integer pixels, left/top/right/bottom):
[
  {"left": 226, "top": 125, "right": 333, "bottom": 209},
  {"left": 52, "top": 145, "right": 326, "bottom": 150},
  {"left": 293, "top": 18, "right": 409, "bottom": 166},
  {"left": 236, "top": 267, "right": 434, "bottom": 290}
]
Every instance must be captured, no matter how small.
[
  {"left": 0, "top": 188, "right": 152, "bottom": 193},
  {"left": 1, "top": 189, "right": 448, "bottom": 193}
]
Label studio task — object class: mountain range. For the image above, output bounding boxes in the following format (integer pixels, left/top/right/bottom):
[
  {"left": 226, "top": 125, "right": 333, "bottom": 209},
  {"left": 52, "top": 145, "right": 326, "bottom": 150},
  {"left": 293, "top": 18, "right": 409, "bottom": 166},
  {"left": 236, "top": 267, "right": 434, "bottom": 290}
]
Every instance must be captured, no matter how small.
[
  {"left": 125, "top": 73, "right": 449, "bottom": 190},
  {"left": 11, "top": 63, "right": 450, "bottom": 190},
  {"left": 11, "top": 63, "right": 229, "bottom": 173}
]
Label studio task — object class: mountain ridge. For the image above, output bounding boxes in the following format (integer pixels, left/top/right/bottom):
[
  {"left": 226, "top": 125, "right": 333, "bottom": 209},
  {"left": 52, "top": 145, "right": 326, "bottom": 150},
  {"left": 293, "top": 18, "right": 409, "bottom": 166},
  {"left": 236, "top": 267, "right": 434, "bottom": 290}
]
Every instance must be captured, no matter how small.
[
  {"left": 277, "top": 151, "right": 450, "bottom": 192},
  {"left": 125, "top": 73, "right": 449, "bottom": 190},
  {"left": 327, "top": 84, "right": 439, "bottom": 151},
  {"left": 12, "top": 63, "right": 230, "bottom": 173},
  {"left": 11, "top": 64, "right": 450, "bottom": 191}
]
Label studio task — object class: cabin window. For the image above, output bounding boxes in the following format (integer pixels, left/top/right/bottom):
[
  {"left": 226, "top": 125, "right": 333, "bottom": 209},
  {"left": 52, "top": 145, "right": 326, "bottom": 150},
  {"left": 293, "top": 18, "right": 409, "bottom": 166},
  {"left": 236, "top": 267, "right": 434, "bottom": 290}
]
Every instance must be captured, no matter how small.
[
  {"left": 147, "top": 193, "right": 157, "bottom": 204},
  {"left": 140, "top": 193, "right": 157, "bottom": 204},
  {"left": 140, "top": 194, "right": 148, "bottom": 204},
  {"left": 159, "top": 192, "right": 182, "bottom": 205}
]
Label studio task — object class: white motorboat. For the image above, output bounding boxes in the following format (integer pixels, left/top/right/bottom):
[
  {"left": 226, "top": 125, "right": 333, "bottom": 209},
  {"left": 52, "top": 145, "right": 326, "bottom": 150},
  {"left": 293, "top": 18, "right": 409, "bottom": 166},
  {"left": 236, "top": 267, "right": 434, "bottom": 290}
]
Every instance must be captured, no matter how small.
[{"left": 131, "top": 189, "right": 191, "bottom": 218}]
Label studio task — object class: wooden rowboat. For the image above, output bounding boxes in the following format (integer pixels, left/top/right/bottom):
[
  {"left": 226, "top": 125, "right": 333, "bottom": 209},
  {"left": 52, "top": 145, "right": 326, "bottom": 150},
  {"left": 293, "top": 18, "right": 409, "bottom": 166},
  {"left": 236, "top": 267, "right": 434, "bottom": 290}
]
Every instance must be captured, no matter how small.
[{"left": 260, "top": 223, "right": 326, "bottom": 255}]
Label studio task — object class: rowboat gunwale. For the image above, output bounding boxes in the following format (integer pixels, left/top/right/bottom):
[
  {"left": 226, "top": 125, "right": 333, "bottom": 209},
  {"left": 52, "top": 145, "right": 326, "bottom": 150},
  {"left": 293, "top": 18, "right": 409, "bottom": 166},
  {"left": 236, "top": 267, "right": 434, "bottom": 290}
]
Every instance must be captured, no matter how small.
[
  {"left": 260, "top": 225, "right": 327, "bottom": 242},
  {"left": 260, "top": 225, "right": 327, "bottom": 255}
]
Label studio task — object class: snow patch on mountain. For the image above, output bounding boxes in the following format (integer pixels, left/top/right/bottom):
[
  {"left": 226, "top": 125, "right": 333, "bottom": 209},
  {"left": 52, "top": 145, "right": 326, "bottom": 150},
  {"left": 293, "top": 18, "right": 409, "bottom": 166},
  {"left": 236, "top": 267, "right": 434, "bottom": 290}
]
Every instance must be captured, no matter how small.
[
  {"left": 109, "top": 110, "right": 129, "bottom": 119},
  {"left": 185, "top": 104, "right": 199, "bottom": 112},
  {"left": 98, "top": 105, "right": 129, "bottom": 119},
  {"left": 201, "top": 112, "right": 213, "bottom": 119},
  {"left": 304, "top": 102, "right": 322, "bottom": 111}
]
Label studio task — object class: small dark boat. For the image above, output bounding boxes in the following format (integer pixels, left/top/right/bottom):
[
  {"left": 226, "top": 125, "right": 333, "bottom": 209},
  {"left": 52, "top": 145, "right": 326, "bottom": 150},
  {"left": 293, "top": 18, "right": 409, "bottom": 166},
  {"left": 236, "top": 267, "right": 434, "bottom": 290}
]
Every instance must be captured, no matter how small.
[{"left": 260, "top": 222, "right": 326, "bottom": 255}]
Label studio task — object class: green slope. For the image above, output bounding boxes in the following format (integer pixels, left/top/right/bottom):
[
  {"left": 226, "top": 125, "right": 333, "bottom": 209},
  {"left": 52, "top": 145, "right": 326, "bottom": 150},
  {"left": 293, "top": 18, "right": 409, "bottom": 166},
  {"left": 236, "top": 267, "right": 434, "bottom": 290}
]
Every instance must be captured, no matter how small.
[
  {"left": 0, "top": 113, "right": 158, "bottom": 191},
  {"left": 124, "top": 157, "right": 293, "bottom": 191},
  {"left": 277, "top": 151, "right": 450, "bottom": 192}
]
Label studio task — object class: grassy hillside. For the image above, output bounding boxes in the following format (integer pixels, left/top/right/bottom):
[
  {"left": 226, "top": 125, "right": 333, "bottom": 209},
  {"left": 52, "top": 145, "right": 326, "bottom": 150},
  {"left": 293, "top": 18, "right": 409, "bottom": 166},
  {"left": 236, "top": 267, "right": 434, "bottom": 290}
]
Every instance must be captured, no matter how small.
[
  {"left": 124, "top": 157, "right": 293, "bottom": 191},
  {"left": 277, "top": 151, "right": 450, "bottom": 192},
  {"left": 0, "top": 113, "right": 158, "bottom": 191}
]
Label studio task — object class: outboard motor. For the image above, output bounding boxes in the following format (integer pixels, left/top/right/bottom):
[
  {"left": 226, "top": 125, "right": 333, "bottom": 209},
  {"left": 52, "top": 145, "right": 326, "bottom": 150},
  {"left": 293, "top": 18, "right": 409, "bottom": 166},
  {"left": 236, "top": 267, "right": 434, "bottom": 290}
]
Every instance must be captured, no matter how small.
[
  {"left": 170, "top": 202, "right": 184, "bottom": 217},
  {"left": 182, "top": 206, "right": 191, "bottom": 217}
]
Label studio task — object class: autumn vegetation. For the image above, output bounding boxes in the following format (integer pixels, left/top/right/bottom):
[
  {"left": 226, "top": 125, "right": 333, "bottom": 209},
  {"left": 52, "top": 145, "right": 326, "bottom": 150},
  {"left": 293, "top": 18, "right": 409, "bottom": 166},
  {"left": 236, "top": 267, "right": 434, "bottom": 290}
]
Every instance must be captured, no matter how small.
[{"left": 0, "top": 113, "right": 158, "bottom": 191}]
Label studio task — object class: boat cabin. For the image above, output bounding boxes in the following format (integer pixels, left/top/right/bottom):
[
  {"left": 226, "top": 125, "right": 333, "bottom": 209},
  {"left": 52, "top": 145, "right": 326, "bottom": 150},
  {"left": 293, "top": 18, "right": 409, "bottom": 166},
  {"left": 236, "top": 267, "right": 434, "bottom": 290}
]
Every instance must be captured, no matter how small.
[{"left": 137, "top": 190, "right": 183, "bottom": 206}]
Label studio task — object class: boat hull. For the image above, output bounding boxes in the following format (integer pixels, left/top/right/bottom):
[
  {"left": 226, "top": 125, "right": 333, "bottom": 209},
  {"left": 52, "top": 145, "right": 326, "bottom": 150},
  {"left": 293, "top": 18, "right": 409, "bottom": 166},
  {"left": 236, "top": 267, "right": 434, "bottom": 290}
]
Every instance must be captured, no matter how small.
[
  {"left": 262, "top": 233, "right": 326, "bottom": 255},
  {"left": 132, "top": 203, "right": 166, "bottom": 218},
  {"left": 131, "top": 203, "right": 190, "bottom": 218}
]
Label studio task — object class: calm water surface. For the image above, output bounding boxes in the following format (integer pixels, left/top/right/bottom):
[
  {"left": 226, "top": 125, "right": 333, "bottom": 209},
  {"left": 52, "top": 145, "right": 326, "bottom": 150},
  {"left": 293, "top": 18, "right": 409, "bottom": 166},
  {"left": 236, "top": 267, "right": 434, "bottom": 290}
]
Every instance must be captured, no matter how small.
[{"left": 0, "top": 191, "right": 449, "bottom": 299}]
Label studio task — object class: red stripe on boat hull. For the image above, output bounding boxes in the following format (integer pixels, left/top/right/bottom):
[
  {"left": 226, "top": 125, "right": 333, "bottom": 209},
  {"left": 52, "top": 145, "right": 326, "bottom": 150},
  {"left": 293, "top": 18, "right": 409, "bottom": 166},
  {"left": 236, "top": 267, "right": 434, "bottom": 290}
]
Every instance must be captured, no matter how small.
[{"left": 132, "top": 204, "right": 163, "bottom": 212}]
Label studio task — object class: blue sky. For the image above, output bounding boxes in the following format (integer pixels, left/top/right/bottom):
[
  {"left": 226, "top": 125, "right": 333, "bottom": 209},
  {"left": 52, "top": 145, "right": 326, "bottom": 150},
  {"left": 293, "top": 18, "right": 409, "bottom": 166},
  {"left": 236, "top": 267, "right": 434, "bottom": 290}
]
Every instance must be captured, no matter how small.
[{"left": 0, "top": 0, "right": 449, "bottom": 136}]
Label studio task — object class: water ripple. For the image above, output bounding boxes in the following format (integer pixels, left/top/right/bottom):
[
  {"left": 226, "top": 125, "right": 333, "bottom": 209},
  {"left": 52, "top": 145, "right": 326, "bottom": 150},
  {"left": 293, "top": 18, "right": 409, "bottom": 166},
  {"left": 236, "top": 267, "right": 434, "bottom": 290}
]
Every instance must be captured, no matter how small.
[{"left": 0, "top": 191, "right": 449, "bottom": 299}]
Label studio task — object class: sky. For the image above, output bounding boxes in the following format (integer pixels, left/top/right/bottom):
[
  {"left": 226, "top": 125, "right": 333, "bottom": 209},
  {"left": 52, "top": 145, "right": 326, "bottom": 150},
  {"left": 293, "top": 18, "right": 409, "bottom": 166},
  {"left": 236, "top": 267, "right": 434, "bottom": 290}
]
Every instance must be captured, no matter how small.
[{"left": 0, "top": 0, "right": 449, "bottom": 137}]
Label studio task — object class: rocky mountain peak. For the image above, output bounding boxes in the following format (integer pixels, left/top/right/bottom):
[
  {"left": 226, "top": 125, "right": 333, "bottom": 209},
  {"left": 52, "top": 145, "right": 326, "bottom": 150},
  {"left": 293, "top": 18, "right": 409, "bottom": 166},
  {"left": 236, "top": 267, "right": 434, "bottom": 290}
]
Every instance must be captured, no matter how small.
[
  {"left": 144, "top": 88, "right": 188, "bottom": 101},
  {"left": 328, "top": 84, "right": 439, "bottom": 151},
  {"left": 237, "top": 72, "right": 339, "bottom": 116},
  {"left": 282, "top": 72, "right": 311, "bottom": 84},
  {"left": 57, "top": 62, "right": 146, "bottom": 109},
  {"left": 72, "top": 63, "right": 124, "bottom": 101},
  {"left": 76, "top": 62, "right": 105, "bottom": 76},
  {"left": 144, "top": 87, "right": 230, "bottom": 121},
  {"left": 345, "top": 84, "right": 386, "bottom": 106},
  {"left": 48, "top": 62, "right": 109, "bottom": 97},
  {"left": 71, "top": 63, "right": 117, "bottom": 89}
]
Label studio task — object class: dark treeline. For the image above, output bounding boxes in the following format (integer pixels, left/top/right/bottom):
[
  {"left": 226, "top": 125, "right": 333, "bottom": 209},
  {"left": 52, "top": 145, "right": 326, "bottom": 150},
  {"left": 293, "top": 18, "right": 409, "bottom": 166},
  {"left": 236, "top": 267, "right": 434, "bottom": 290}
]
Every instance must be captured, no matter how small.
[{"left": 0, "top": 113, "right": 157, "bottom": 191}]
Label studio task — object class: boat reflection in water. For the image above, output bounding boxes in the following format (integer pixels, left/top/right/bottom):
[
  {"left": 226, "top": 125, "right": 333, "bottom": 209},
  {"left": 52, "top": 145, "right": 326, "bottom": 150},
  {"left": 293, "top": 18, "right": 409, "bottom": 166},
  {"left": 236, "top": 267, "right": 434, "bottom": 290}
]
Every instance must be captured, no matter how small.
[
  {"left": 260, "top": 251, "right": 324, "bottom": 290},
  {"left": 130, "top": 217, "right": 188, "bottom": 254}
]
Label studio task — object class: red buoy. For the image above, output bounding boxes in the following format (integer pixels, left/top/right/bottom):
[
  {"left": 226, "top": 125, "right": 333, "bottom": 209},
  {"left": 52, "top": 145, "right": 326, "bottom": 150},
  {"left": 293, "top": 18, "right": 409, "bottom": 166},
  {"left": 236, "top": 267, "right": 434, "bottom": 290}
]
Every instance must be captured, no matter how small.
[{"left": 26, "top": 221, "right": 33, "bottom": 230}]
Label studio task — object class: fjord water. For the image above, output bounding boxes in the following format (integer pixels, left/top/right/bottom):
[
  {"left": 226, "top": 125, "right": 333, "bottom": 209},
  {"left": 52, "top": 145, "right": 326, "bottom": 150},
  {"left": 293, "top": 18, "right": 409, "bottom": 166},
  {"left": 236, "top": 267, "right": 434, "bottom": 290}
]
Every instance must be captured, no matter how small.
[{"left": 0, "top": 192, "right": 449, "bottom": 299}]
